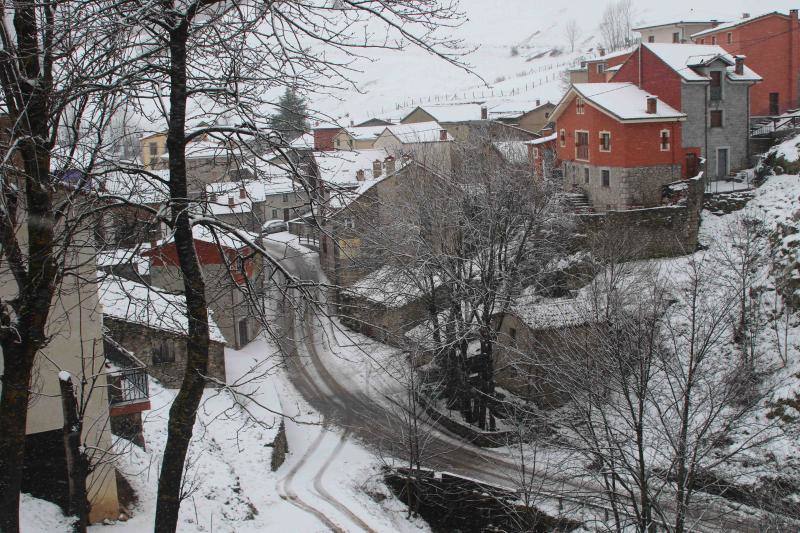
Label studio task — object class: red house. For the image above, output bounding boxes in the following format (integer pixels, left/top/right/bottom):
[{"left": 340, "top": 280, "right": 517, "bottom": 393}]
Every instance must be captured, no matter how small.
[
  {"left": 691, "top": 10, "right": 800, "bottom": 116},
  {"left": 551, "top": 83, "right": 687, "bottom": 210}
]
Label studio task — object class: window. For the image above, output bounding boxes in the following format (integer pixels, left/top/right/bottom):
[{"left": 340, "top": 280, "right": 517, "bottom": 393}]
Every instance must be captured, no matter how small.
[
  {"left": 575, "top": 130, "right": 589, "bottom": 161},
  {"left": 559, "top": 129, "right": 566, "bottom": 147},
  {"left": 148, "top": 142, "right": 158, "bottom": 156},
  {"left": 576, "top": 98, "right": 585, "bottom": 114},
  {"left": 660, "top": 129, "right": 671, "bottom": 151},
  {"left": 282, "top": 193, "right": 289, "bottom": 203},
  {"left": 599, "top": 131, "right": 611, "bottom": 152},
  {"left": 584, "top": 167, "right": 590, "bottom": 184},
  {"left": 648, "top": 35, "right": 655, "bottom": 43},
  {"left": 711, "top": 36, "right": 717, "bottom": 45},
  {"left": 699, "top": 38, "right": 705, "bottom": 44},
  {"left": 672, "top": 32, "right": 680, "bottom": 43},
  {"left": 344, "top": 217, "right": 354, "bottom": 229},
  {"left": 727, "top": 32, "right": 733, "bottom": 44},
  {"left": 601, "top": 169, "right": 610, "bottom": 188},
  {"left": 271, "top": 208, "right": 278, "bottom": 219},
  {"left": 597, "top": 63, "right": 605, "bottom": 74},
  {"left": 710, "top": 110, "right": 723, "bottom": 128},
  {"left": 770, "top": 93, "right": 780, "bottom": 115},
  {"left": 508, "top": 327, "right": 517, "bottom": 347},
  {"left": 153, "top": 340, "right": 175, "bottom": 364},
  {"left": 532, "top": 146, "right": 539, "bottom": 158},
  {"left": 335, "top": 138, "right": 341, "bottom": 148},
  {"left": 710, "top": 71, "right": 722, "bottom": 101}
]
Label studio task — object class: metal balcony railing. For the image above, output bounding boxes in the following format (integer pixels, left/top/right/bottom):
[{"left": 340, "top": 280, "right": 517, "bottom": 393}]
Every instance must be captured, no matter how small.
[{"left": 108, "top": 367, "right": 149, "bottom": 406}]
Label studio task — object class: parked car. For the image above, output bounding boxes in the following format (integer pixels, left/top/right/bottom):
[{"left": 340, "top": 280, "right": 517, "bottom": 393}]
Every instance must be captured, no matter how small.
[{"left": 261, "top": 219, "right": 288, "bottom": 235}]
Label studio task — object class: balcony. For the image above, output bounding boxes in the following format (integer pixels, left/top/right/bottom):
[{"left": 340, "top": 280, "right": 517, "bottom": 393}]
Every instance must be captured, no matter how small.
[{"left": 104, "top": 336, "right": 151, "bottom": 416}]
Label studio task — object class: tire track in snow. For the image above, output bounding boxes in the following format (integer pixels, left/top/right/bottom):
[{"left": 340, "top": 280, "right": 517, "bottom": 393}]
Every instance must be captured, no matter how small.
[
  {"left": 312, "top": 430, "right": 379, "bottom": 533},
  {"left": 277, "top": 429, "right": 347, "bottom": 533}
]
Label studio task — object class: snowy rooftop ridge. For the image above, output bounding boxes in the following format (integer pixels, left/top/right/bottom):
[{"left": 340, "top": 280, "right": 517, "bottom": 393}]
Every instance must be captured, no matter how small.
[
  {"left": 691, "top": 11, "right": 787, "bottom": 38},
  {"left": 563, "top": 83, "right": 686, "bottom": 122},
  {"left": 642, "top": 43, "right": 762, "bottom": 83},
  {"left": 99, "top": 274, "right": 226, "bottom": 343}
]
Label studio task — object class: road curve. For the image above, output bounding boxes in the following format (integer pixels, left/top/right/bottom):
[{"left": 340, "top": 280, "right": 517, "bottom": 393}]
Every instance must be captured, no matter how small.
[{"left": 264, "top": 237, "right": 783, "bottom": 533}]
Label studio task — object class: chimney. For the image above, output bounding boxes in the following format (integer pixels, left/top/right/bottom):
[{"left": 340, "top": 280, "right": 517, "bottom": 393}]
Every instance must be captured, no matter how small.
[
  {"left": 599, "top": 47, "right": 606, "bottom": 57},
  {"left": 239, "top": 187, "right": 246, "bottom": 199},
  {"left": 792, "top": 9, "right": 799, "bottom": 21},
  {"left": 711, "top": 19, "right": 719, "bottom": 28},
  {"left": 228, "top": 196, "right": 235, "bottom": 207},
  {"left": 480, "top": 106, "right": 488, "bottom": 120},
  {"left": 356, "top": 169, "right": 365, "bottom": 181},
  {"left": 735, "top": 55, "right": 745, "bottom": 75},
  {"left": 439, "top": 129, "right": 448, "bottom": 141},
  {"left": 384, "top": 155, "right": 396, "bottom": 175},
  {"left": 646, "top": 95, "right": 658, "bottom": 114},
  {"left": 372, "top": 159, "right": 382, "bottom": 178},
  {"left": 742, "top": 12, "right": 750, "bottom": 19}
]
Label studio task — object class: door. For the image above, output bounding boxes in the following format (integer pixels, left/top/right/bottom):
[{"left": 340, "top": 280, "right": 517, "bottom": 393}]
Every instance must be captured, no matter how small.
[
  {"left": 716, "top": 148, "right": 729, "bottom": 179},
  {"left": 770, "top": 93, "right": 780, "bottom": 116},
  {"left": 238, "top": 318, "right": 249, "bottom": 347},
  {"left": 283, "top": 208, "right": 290, "bottom": 221},
  {"left": 686, "top": 153, "right": 698, "bottom": 179}
]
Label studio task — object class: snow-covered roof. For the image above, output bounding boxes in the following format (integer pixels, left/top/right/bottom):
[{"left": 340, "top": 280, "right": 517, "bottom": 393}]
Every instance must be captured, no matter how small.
[
  {"left": 289, "top": 133, "right": 314, "bottom": 150},
  {"left": 584, "top": 48, "right": 635, "bottom": 63},
  {"left": 344, "top": 265, "right": 441, "bottom": 308},
  {"left": 157, "top": 225, "right": 260, "bottom": 250},
  {"left": 402, "top": 103, "right": 485, "bottom": 123},
  {"left": 493, "top": 141, "right": 529, "bottom": 164},
  {"left": 380, "top": 121, "right": 452, "bottom": 143},
  {"left": 528, "top": 132, "right": 557, "bottom": 145},
  {"left": 511, "top": 290, "right": 596, "bottom": 331},
  {"left": 313, "top": 149, "right": 393, "bottom": 187},
  {"left": 99, "top": 274, "right": 226, "bottom": 343},
  {"left": 100, "top": 169, "right": 170, "bottom": 205},
  {"left": 633, "top": 19, "right": 725, "bottom": 31},
  {"left": 643, "top": 43, "right": 762, "bottom": 83},
  {"left": 563, "top": 83, "right": 686, "bottom": 122},
  {"left": 691, "top": 12, "right": 785, "bottom": 38},
  {"left": 97, "top": 247, "right": 151, "bottom": 276},
  {"left": 205, "top": 176, "right": 304, "bottom": 216},
  {"left": 341, "top": 124, "right": 389, "bottom": 141}
]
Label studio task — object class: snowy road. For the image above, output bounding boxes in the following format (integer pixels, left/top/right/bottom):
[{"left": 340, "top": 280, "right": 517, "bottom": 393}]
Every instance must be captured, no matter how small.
[{"left": 262, "top": 235, "right": 784, "bottom": 533}]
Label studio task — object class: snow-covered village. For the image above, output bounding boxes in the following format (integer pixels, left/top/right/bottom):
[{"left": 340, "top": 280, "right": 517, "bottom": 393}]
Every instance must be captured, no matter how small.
[{"left": 2, "top": 0, "right": 800, "bottom": 531}]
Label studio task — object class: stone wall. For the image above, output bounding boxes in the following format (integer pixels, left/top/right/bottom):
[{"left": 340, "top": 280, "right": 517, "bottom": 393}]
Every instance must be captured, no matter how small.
[
  {"left": 337, "top": 289, "right": 431, "bottom": 346},
  {"left": 104, "top": 317, "right": 226, "bottom": 388},
  {"left": 563, "top": 161, "right": 683, "bottom": 210},
  {"left": 575, "top": 175, "right": 705, "bottom": 260}
]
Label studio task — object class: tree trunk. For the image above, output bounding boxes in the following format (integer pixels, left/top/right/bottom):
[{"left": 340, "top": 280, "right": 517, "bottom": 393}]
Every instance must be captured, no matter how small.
[
  {"left": 153, "top": 23, "right": 212, "bottom": 533},
  {"left": 59, "top": 373, "right": 89, "bottom": 532},
  {"left": 0, "top": 343, "right": 36, "bottom": 533}
]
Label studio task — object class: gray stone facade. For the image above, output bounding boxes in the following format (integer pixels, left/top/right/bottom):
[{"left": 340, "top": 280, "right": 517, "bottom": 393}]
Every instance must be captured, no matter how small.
[
  {"left": 681, "top": 60, "right": 752, "bottom": 180},
  {"left": 563, "top": 161, "right": 683, "bottom": 210},
  {"left": 104, "top": 316, "right": 226, "bottom": 388}
]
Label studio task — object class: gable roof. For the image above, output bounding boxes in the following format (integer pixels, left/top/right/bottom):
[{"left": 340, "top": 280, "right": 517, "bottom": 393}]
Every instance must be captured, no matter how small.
[
  {"left": 379, "top": 121, "right": 452, "bottom": 143},
  {"left": 691, "top": 11, "right": 788, "bottom": 38},
  {"left": 401, "top": 103, "right": 485, "bottom": 123},
  {"left": 551, "top": 83, "right": 686, "bottom": 123},
  {"left": 633, "top": 20, "right": 725, "bottom": 32},
  {"left": 313, "top": 148, "right": 394, "bottom": 187},
  {"left": 642, "top": 43, "right": 762, "bottom": 83}
]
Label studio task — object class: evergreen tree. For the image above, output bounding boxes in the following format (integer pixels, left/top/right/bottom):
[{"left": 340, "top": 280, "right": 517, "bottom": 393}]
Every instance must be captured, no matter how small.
[{"left": 269, "top": 88, "right": 310, "bottom": 140}]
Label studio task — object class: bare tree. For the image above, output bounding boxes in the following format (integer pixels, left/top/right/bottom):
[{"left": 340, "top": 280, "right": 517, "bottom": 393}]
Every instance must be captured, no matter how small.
[
  {"left": 565, "top": 19, "right": 580, "bottom": 53},
  {"left": 599, "top": 0, "right": 635, "bottom": 52}
]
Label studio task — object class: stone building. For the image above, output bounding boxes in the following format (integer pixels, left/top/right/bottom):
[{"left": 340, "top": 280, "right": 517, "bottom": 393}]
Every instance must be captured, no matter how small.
[
  {"left": 100, "top": 275, "right": 227, "bottom": 388},
  {"left": 145, "top": 226, "right": 264, "bottom": 349},
  {"left": 611, "top": 43, "right": 762, "bottom": 180}
]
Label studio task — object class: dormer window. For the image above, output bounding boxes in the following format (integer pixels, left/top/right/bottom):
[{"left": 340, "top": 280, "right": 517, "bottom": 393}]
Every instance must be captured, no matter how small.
[
  {"left": 576, "top": 98, "right": 585, "bottom": 115},
  {"left": 660, "top": 129, "right": 671, "bottom": 151}
]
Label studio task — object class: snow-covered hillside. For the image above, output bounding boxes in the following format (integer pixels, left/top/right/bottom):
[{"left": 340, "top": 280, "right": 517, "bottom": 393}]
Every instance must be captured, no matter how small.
[{"left": 308, "top": 0, "right": 800, "bottom": 122}]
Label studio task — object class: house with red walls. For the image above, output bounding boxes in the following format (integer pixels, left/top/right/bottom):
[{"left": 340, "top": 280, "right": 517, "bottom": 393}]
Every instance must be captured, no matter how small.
[
  {"left": 527, "top": 132, "right": 558, "bottom": 180},
  {"left": 611, "top": 43, "right": 761, "bottom": 180},
  {"left": 691, "top": 10, "right": 800, "bottom": 117},
  {"left": 550, "top": 83, "right": 687, "bottom": 210}
]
